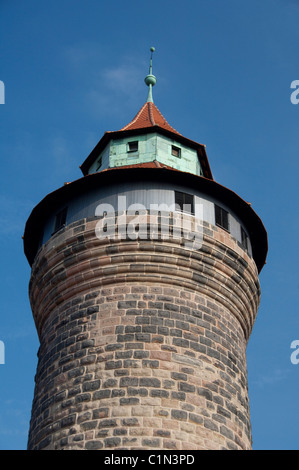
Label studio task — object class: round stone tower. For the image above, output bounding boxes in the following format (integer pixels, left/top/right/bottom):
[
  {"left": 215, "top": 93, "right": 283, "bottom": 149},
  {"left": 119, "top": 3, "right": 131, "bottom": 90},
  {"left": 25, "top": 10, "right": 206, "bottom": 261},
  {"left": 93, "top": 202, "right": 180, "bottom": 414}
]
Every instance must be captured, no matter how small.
[{"left": 23, "top": 49, "right": 267, "bottom": 451}]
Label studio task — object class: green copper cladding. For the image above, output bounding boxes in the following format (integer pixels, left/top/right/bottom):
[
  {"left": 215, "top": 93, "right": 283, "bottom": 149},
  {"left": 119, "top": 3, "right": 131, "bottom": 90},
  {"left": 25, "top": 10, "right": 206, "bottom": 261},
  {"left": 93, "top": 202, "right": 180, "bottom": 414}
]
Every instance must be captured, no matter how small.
[
  {"left": 145, "top": 47, "right": 156, "bottom": 103},
  {"left": 87, "top": 133, "right": 204, "bottom": 177}
]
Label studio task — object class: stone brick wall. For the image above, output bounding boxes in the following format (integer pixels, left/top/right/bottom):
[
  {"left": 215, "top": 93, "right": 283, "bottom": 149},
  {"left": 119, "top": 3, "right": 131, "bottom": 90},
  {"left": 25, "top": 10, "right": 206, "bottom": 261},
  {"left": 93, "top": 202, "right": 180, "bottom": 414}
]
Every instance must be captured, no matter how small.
[{"left": 27, "top": 214, "right": 260, "bottom": 450}]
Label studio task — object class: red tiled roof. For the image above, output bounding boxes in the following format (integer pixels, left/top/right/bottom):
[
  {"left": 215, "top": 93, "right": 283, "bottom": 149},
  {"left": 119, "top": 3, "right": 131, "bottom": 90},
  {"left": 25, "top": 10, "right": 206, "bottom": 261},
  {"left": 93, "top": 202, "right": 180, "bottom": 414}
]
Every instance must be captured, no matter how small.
[{"left": 119, "top": 101, "right": 182, "bottom": 135}]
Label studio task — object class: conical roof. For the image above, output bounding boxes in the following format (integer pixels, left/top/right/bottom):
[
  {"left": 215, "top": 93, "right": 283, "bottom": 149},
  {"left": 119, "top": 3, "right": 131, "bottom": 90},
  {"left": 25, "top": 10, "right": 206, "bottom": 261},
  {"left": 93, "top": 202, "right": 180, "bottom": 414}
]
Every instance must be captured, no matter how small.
[{"left": 119, "top": 101, "right": 182, "bottom": 136}]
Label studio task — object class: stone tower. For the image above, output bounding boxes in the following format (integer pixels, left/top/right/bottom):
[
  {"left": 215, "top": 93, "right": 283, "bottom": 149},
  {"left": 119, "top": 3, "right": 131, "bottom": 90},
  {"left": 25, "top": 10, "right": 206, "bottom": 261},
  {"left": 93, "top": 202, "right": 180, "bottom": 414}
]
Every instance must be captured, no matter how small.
[{"left": 23, "top": 49, "right": 267, "bottom": 451}]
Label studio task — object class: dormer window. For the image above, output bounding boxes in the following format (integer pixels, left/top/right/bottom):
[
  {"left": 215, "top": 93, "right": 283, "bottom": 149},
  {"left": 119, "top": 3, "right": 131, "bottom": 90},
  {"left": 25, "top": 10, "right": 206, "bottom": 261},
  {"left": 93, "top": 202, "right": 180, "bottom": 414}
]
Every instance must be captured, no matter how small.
[
  {"left": 171, "top": 145, "right": 181, "bottom": 158},
  {"left": 175, "top": 191, "right": 194, "bottom": 215},
  {"left": 215, "top": 204, "right": 229, "bottom": 232},
  {"left": 127, "top": 141, "right": 138, "bottom": 153}
]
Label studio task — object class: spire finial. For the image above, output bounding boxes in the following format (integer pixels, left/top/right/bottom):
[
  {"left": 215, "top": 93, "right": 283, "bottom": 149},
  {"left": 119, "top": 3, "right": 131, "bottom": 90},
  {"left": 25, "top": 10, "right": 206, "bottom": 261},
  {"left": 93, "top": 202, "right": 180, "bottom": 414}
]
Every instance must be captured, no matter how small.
[{"left": 145, "top": 46, "right": 157, "bottom": 103}]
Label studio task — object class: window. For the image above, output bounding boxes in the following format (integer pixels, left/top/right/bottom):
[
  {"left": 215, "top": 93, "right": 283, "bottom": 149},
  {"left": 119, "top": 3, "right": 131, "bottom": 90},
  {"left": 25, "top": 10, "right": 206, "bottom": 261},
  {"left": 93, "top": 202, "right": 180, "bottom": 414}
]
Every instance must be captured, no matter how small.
[
  {"left": 175, "top": 191, "right": 194, "bottom": 215},
  {"left": 127, "top": 141, "right": 138, "bottom": 153},
  {"left": 171, "top": 145, "right": 181, "bottom": 158},
  {"left": 95, "top": 157, "right": 102, "bottom": 171},
  {"left": 54, "top": 207, "right": 67, "bottom": 233},
  {"left": 215, "top": 204, "right": 229, "bottom": 231},
  {"left": 241, "top": 227, "right": 249, "bottom": 251}
]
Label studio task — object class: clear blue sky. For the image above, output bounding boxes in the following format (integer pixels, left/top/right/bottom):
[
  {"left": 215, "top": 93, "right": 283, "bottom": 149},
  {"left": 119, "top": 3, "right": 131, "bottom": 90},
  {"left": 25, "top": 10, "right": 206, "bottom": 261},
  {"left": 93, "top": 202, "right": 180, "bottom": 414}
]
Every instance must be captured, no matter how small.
[{"left": 0, "top": 0, "right": 298, "bottom": 450}]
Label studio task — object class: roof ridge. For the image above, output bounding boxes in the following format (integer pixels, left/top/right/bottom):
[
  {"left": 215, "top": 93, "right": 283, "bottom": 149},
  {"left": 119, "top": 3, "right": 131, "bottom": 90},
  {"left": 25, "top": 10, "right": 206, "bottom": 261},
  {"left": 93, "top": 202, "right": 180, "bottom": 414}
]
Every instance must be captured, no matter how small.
[{"left": 148, "top": 102, "right": 156, "bottom": 126}]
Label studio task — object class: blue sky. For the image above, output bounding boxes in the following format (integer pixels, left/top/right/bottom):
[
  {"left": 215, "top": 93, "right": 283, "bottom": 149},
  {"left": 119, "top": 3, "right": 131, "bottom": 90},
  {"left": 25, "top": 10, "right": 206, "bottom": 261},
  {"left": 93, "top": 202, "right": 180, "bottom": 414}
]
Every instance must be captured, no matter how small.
[{"left": 0, "top": 0, "right": 298, "bottom": 450}]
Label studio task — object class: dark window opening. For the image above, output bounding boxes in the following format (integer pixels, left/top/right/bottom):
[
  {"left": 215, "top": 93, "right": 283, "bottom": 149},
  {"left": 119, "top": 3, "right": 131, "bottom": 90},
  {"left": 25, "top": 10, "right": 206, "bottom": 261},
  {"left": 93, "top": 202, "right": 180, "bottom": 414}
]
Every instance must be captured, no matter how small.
[
  {"left": 128, "top": 141, "right": 138, "bottom": 153},
  {"left": 54, "top": 207, "right": 67, "bottom": 233},
  {"left": 215, "top": 204, "right": 229, "bottom": 231},
  {"left": 172, "top": 145, "right": 181, "bottom": 158},
  {"left": 95, "top": 157, "right": 102, "bottom": 171},
  {"left": 175, "top": 191, "right": 194, "bottom": 215},
  {"left": 241, "top": 227, "right": 249, "bottom": 251}
]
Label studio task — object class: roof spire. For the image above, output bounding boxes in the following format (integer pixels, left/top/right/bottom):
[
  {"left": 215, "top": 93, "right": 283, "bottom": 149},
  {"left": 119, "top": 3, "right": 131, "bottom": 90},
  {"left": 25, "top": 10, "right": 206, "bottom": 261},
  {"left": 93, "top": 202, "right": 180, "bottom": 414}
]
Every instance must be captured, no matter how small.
[{"left": 144, "top": 47, "right": 157, "bottom": 103}]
